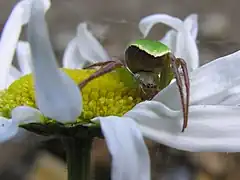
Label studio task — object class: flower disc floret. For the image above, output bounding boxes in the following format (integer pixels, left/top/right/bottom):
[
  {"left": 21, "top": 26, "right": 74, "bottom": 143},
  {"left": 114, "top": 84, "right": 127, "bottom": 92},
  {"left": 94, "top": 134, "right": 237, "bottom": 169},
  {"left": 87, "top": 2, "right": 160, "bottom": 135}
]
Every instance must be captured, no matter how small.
[{"left": 0, "top": 68, "right": 142, "bottom": 122}]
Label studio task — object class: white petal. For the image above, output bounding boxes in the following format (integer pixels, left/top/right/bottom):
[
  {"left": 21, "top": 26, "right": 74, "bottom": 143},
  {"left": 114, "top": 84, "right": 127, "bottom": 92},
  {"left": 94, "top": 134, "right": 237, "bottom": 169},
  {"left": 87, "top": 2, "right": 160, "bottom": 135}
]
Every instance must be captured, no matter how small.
[
  {"left": 177, "top": 14, "right": 199, "bottom": 71},
  {"left": 190, "top": 81, "right": 240, "bottom": 106},
  {"left": 76, "top": 23, "right": 110, "bottom": 62},
  {"left": 139, "top": 14, "right": 183, "bottom": 38},
  {"left": 16, "top": 0, "right": 51, "bottom": 25},
  {"left": 0, "top": 8, "right": 22, "bottom": 89},
  {"left": 139, "top": 14, "right": 199, "bottom": 71},
  {"left": 184, "top": 14, "right": 198, "bottom": 40},
  {"left": 125, "top": 101, "right": 182, "bottom": 133},
  {"left": 3, "top": 66, "right": 22, "bottom": 90},
  {"left": 28, "top": 0, "right": 82, "bottom": 122},
  {"left": 96, "top": 116, "right": 150, "bottom": 180},
  {"left": 63, "top": 38, "right": 89, "bottom": 69},
  {"left": 175, "top": 28, "right": 199, "bottom": 71},
  {"left": 175, "top": 14, "right": 199, "bottom": 71},
  {"left": 11, "top": 106, "right": 43, "bottom": 124},
  {"left": 63, "top": 22, "right": 110, "bottom": 69},
  {"left": 9, "top": 66, "right": 21, "bottom": 79},
  {"left": 16, "top": 41, "right": 32, "bottom": 75},
  {"left": 160, "top": 29, "right": 177, "bottom": 53},
  {"left": 0, "top": 0, "right": 50, "bottom": 89},
  {"left": 0, "top": 117, "right": 19, "bottom": 142},
  {"left": 125, "top": 101, "right": 240, "bottom": 152},
  {"left": 218, "top": 83, "right": 240, "bottom": 105},
  {"left": 154, "top": 50, "right": 240, "bottom": 109}
]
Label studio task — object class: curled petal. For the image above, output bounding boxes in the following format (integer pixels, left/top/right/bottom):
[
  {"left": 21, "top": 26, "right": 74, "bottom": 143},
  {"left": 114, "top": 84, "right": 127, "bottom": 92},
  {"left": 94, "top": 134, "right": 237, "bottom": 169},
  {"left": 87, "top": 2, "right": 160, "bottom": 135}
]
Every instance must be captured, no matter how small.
[
  {"left": 63, "top": 39, "right": 86, "bottom": 69},
  {"left": 160, "top": 29, "right": 177, "bottom": 53},
  {"left": 125, "top": 101, "right": 240, "bottom": 152},
  {"left": 154, "top": 50, "right": 240, "bottom": 109},
  {"left": 160, "top": 13, "right": 198, "bottom": 53},
  {"left": 11, "top": 106, "right": 43, "bottom": 124},
  {"left": 95, "top": 116, "right": 150, "bottom": 180},
  {"left": 16, "top": 41, "right": 32, "bottom": 75},
  {"left": 0, "top": 117, "right": 18, "bottom": 142},
  {"left": 184, "top": 14, "right": 198, "bottom": 40},
  {"left": 28, "top": 0, "right": 82, "bottom": 122},
  {"left": 139, "top": 13, "right": 199, "bottom": 71},
  {"left": 175, "top": 29, "right": 199, "bottom": 71},
  {"left": 139, "top": 14, "right": 183, "bottom": 38},
  {"left": 76, "top": 23, "right": 110, "bottom": 62},
  {"left": 176, "top": 14, "right": 199, "bottom": 70},
  {"left": 0, "top": 0, "right": 50, "bottom": 89},
  {"left": 63, "top": 22, "right": 110, "bottom": 69}
]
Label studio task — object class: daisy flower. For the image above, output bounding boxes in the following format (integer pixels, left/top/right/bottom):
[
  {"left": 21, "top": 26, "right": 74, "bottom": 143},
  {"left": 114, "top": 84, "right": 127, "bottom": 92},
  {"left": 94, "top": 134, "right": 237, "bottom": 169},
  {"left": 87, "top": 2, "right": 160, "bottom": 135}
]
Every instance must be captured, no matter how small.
[
  {"left": 0, "top": 1, "right": 149, "bottom": 180},
  {"left": 2, "top": 1, "right": 240, "bottom": 180}
]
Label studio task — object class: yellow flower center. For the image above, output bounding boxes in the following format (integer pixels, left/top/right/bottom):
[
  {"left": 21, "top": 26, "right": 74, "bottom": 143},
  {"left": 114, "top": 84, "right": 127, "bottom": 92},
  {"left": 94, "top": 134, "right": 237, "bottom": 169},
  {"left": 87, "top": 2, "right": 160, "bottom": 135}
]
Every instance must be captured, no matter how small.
[{"left": 0, "top": 68, "right": 142, "bottom": 122}]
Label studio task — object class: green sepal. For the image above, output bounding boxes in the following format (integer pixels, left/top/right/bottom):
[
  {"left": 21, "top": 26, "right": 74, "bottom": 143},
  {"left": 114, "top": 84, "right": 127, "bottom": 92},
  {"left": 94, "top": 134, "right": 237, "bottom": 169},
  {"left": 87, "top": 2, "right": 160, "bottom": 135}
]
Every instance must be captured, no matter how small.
[{"left": 20, "top": 121, "right": 103, "bottom": 139}]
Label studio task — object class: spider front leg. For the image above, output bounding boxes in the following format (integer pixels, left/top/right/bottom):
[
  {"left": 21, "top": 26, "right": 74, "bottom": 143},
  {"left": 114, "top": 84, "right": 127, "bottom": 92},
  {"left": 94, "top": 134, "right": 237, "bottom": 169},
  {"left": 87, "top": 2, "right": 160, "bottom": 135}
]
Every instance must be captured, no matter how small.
[
  {"left": 84, "top": 57, "right": 122, "bottom": 69},
  {"left": 170, "top": 54, "right": 190, "bottom": 132},
  {"left": 79, "top": 61, "right": 123, "bottom": 88},
  {"left": 83, "top": 60, "right": 116, "bottom": 69}
]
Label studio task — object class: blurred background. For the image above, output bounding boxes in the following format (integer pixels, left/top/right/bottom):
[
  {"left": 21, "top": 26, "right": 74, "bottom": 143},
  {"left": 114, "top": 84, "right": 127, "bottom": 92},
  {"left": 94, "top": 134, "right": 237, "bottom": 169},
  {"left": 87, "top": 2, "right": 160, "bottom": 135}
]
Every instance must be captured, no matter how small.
[{"left": 0, "top": 0, "right": 240, "bottom": 180}]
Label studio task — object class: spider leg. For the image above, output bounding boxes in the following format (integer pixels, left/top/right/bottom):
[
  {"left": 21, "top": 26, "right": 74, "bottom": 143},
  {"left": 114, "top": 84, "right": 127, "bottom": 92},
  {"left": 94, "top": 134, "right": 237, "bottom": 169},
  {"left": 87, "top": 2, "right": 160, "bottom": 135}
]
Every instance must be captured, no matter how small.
[
  {"left": 83, "top": 60, "right": 116, "bottom": 69},
  {"left": 177, "top": 58, "right": 190, "bottom": 132},
  {"left": 79, "top": 61, "right": 123, "bottom": 88},
  {"left": 170, "top": 54, "right": 190, "bottom": 132},
  {"left": 84, "top": 57, "right": 123, "bottom": 69}
]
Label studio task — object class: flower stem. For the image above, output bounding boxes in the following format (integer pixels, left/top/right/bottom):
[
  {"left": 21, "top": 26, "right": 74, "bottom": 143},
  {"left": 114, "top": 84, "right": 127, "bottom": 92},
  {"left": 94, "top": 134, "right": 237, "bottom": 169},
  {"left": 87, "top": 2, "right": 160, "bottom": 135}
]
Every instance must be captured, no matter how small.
[{"left": 62, "top": 137, "right": 93, "bottom": 180}]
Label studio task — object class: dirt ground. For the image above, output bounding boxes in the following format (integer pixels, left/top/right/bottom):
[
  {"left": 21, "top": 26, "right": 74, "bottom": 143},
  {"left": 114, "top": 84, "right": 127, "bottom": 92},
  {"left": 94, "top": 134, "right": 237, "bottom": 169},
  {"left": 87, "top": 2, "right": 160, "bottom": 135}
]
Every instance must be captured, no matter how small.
[{"left": 1, "top": 0, "right": 240, "bottom": 180}]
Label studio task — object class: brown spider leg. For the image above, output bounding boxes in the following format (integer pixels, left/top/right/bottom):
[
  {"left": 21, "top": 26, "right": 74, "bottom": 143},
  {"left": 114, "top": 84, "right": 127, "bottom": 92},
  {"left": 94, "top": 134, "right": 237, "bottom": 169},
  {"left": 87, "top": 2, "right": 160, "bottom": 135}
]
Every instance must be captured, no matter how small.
[
  {"left": 84, "top": 56, "right": 123, "bottom": 69},
  {"left": 170, "top": 54, "right": 190, "bottom": 132},
  {"left": 177, "top": 58, "right": 190, "bottom": 130},
  {"left": 83, "top": 60, "right": 116, "bottom": 69},
  {"left": 79, "top": 61, "right": 123, "bottom": 88}
]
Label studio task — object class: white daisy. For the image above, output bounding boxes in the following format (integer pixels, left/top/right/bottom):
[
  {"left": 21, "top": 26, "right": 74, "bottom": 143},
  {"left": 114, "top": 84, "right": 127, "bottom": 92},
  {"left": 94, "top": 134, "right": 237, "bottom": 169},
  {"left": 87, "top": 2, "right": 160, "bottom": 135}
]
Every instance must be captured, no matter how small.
[
  {"left": 2, "top": 1, "right": 240, "bottom": 180},
  {"left": 0, "top": 1, "right": 149, "bottom": 180}
]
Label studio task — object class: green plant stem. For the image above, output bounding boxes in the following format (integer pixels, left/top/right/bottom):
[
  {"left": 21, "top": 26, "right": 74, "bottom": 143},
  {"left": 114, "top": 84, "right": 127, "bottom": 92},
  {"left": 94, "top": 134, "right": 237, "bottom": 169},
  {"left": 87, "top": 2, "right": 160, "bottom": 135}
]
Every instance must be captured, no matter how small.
[{"left": 62, "top": 137, "right": 93, "bottom": 180}]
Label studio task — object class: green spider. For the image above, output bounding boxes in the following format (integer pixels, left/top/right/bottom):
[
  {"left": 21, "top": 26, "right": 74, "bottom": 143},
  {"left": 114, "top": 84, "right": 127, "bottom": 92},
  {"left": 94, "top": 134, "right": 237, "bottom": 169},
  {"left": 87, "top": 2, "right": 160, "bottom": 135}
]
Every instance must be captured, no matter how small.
[{"left": 78, "top": 39, "right": 190, "bottom": 132}]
